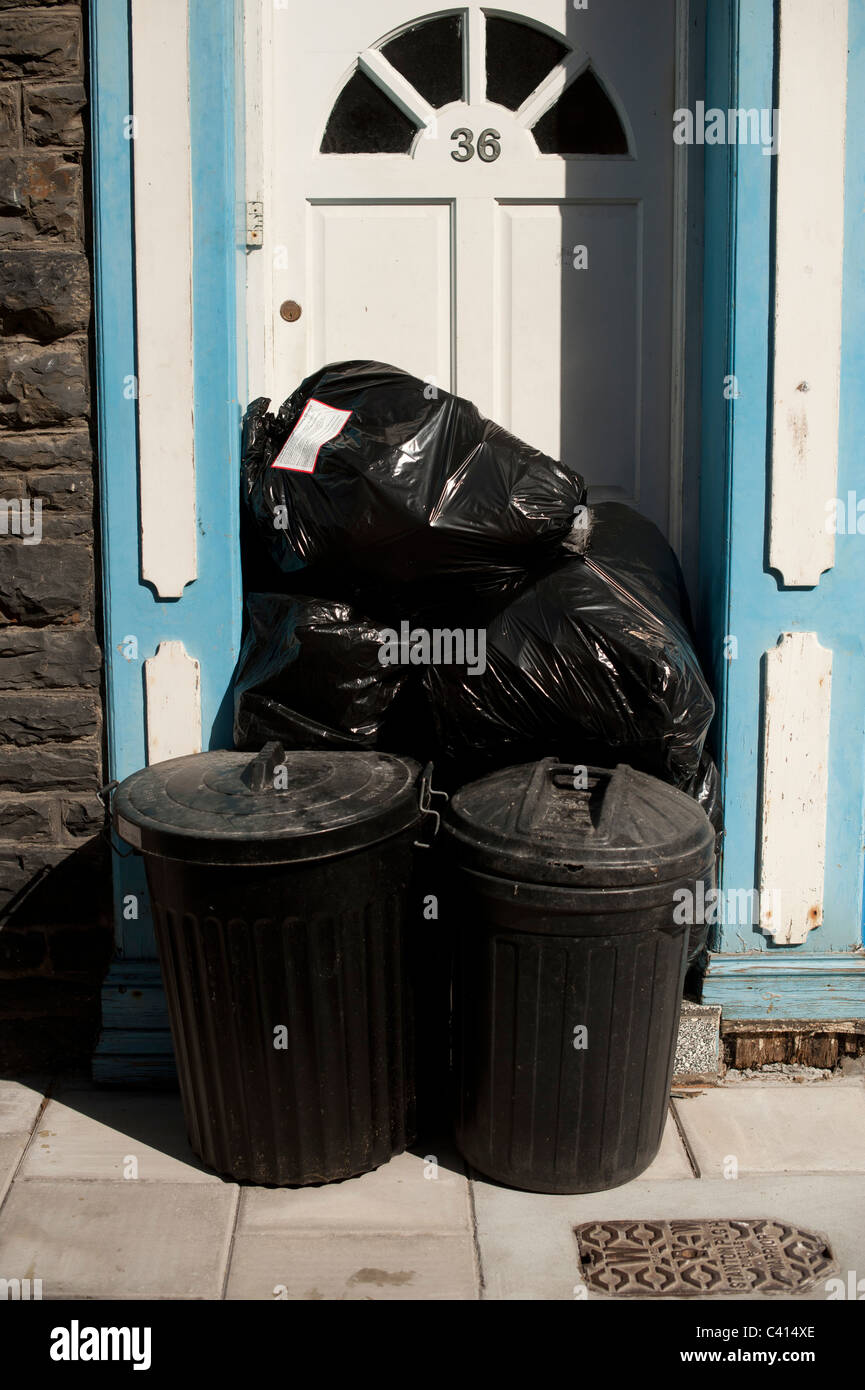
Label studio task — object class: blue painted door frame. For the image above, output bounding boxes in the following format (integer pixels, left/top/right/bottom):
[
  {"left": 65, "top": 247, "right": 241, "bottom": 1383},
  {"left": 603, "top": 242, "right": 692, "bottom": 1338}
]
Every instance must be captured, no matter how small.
[
  {"left": 698, "top": 0, "right": 865, "bottom": 1019},
  {"left": 89, "top": 0, "right": 865, "bottom": 1079},
  {"left": 90, "top": 0, "right": 245, "bottom": 1077}
]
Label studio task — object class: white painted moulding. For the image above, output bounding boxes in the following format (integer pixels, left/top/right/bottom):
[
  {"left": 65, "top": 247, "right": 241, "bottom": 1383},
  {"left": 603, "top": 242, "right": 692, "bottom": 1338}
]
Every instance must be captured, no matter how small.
[
  {"left": 358, "top": 48, "right": 435, "bottom": 130},
  {"left": 769, "top": 0, "right": 848, "bottom": 587},
  {"left": 130, "top": 0, "right": 197, "bottom": 599},
  {"left": 758, "top": 632, "right": 832, "bottom": 945},
  {"left": 144, "top": 641, "right": 201, "bottom": 765}
]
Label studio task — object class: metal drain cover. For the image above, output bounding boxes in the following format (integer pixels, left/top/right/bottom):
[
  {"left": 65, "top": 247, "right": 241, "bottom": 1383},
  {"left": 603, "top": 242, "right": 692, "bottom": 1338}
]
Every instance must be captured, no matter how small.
[{"left": 575, "top": 1220, "right": 835, "bottom": 1297}]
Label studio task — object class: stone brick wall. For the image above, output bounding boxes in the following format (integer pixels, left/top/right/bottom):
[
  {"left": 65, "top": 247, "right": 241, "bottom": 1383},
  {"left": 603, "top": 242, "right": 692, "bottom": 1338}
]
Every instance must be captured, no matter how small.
[{"left": 0, "top": 1, "right": 112, "bottom": 1069}]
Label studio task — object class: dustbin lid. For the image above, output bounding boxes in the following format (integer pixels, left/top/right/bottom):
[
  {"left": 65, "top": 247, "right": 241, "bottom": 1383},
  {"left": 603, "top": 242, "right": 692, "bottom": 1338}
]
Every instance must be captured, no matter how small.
[
  {"left": 113, "top": 743, "right": 423, "bottom": 865},
  {"left": 444, "top": 760, "right": 715, "bottom": 888}
]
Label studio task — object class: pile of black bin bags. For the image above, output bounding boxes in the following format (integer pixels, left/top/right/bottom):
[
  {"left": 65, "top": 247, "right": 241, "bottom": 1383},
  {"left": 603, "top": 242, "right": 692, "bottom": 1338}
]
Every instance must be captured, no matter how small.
[{"left": 237, "top": 359, "right": 723, "bottom": 842}]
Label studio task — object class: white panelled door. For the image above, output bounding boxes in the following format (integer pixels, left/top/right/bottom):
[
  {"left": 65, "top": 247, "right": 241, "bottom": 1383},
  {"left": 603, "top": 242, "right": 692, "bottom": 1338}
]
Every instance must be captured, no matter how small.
[{"left": 249, "top": 1, "right": 680, "bottom": 538}]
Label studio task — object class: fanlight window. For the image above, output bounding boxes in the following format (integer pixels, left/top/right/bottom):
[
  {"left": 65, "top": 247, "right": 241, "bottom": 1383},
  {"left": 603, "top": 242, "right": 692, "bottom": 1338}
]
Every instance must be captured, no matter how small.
[
  {"left": 381, "top": 12, "right": 464, "bottom": 107},
  {"left": 320, "top": 70, "right": 419, "bottom": 154},
  {"left": 484, "top": 14, "right": 567, "bottom": 110},
  {"left": 533, "top": 69, "right": 628, "bottom": 155},
  {"left": 319, "top": 9, "right": 629, "bottom": 157}
]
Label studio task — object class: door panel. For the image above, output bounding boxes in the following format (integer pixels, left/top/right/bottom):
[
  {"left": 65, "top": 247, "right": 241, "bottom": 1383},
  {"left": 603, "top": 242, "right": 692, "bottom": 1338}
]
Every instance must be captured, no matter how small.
[
  {"left": 497, "top": 201, "right": 641, "bottom": 498},
  {"left": 308, "top": 202, "right": 453, "bottom": 385}
]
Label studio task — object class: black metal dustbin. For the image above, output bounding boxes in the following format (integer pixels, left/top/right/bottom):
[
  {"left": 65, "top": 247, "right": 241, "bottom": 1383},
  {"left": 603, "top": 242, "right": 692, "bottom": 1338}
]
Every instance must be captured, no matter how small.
[
  {"left": 443, "top": 760, "right": 716, "bottom": 1194},
  {"left": 113, "top": 742, "right": 424, "bottom": 1185}
]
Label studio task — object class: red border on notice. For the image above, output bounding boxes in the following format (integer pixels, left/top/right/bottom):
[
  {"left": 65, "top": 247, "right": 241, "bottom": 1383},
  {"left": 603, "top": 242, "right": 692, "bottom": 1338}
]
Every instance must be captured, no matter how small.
[{"left": 270, "top": 397, "right": 353, "bottom": 474}]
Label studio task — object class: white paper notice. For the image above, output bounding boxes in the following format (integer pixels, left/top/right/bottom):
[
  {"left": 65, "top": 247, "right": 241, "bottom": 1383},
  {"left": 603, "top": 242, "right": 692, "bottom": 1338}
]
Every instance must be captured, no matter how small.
[{"left": 271, "top": 397, "right": 353, "bottom": 474}]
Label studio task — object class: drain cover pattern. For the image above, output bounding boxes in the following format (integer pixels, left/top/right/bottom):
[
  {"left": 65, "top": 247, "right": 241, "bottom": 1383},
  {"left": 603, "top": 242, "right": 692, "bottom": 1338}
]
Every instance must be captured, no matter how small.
[{"left": 575, "top": 1219, "right": 835, "bottom": 1297}]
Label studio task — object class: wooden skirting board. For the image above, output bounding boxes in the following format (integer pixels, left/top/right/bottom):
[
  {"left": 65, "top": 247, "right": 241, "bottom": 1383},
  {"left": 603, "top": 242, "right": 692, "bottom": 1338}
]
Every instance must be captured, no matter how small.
[{"left": 722, "top": 1018, "right": 865, "bottom": 1070}]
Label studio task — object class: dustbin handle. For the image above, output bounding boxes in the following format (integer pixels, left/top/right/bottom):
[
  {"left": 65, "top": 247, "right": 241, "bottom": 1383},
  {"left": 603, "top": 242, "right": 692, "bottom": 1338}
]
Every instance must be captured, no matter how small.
[
  {"left": 95, "top": 779, "right": 135, "bottom": 858},
  {"left": 414, "top": 762, "right": 448, "bottom": 849},
  {"left": 515, "top": 760, "right": 599, "bottom": 833},
  {"left": 515, "top": 761, "right": 625, "bottom": 835},
  {"left": 241, "top": 741, "right": 287, "bottom": 792}
]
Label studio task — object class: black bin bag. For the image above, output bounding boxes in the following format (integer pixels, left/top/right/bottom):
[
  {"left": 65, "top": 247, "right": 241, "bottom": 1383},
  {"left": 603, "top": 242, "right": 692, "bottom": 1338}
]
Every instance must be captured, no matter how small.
[
  {"left": 425, "top": 502, "right": 719, "bottom": 822},
  {"left": 233, "top": 592, "right": 407, "bottom": 751},
  {"left": 241, "top": 360, "right": 586, "bottom": 596}
]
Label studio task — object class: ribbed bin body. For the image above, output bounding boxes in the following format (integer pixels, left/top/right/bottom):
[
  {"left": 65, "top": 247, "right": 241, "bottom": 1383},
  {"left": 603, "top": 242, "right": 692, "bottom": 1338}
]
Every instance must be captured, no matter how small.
[
  {"left": 452, "top": 870, "right": 690, "bottom": 1194},
  {"left": 144, "top": 830, "right": 416, "bottom": 1186},
  {"left": 444, "top": 760, "right": 717, "bottom": 1196}
]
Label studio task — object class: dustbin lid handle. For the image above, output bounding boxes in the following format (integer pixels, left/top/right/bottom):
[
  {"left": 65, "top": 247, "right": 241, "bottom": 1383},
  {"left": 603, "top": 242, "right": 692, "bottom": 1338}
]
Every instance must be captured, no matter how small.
[
  {"left": 515, "top": 760, "right": 627, "bottom": 837},
  {"left": 240, "top": 741, "right": 287, "bottom": 793},
  {"left": 514, "top": 759, "right": 600, "bottom": 833}
]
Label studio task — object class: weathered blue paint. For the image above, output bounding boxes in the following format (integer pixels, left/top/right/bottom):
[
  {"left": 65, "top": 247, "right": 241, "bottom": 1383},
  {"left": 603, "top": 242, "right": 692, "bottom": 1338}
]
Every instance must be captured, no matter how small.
[
  {"left": 704, "top": 953, "right": 865, "bottom": 1021},
  {"left": 93, "top": 961, "right": 176, "bottom": 1085},
  {"left": 89, "top": 0, "right": 148, "bottom": 959},
  {"left": 843, "top": 0, "right": 865, "bottom": 950},
  {"left": 696, "top": 0, "right": 736, "bottom": 773},
  {"left": 187, "top": 0, "right": 245, "bottom": 753},
  {"left": 91, "top": 0, "right": 245, "bottom": 1077},
  {"left": 701, "top": 0, "right": 865, "bottom": 1016}
]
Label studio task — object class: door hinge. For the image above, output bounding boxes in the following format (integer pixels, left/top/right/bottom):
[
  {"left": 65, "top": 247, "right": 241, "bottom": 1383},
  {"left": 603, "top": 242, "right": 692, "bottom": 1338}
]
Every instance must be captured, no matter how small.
[{"left": 246, "top": 200, "right": 263, "bottom": 250}]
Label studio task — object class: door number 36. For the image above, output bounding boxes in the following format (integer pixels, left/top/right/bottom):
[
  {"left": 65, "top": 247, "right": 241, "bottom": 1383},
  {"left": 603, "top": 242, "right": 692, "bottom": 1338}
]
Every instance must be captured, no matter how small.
[{"left": 450, "top": 127, "right": 502, "bottom": 162}]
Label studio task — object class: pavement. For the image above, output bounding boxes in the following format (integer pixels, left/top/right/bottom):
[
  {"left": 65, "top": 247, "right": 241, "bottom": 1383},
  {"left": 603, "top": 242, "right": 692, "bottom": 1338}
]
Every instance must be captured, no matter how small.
[{"left": 1, "top": 1072, "right": 864, "bottom": 1301}]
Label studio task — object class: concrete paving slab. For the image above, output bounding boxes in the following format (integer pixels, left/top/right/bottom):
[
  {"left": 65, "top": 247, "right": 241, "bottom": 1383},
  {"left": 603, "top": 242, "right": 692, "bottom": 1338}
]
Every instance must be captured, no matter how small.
[
  {"left": 0, "top": 1134, "right": 28, "bottom": 1204},
  {"left": 465, "top": 1113, "right": 693, "bottom": 1188},
  {"left": 238, "top": 1148, "right": 471, "bottom": 1234},
  {"left": 647, "top": 1112, "right": 696, "bottom": 1179},
  {"left": 19, "top": 1091, "right": 223, "bottom": 1183},
  {"left": 0, "top": 1078, "right": 45, "bottom": 1136},
  {"left": 471, "top": 1173, "right": 865, "bottom": 1301},
  {"left": 673, "top": 1085, "right": 865, "bottom": 1177},
  {"left": 0, "top": 1180, "right": 237, "bottom": 1300},
  {"left": 225, "top": 1230, "right": 479, "bottom": 1300}
]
